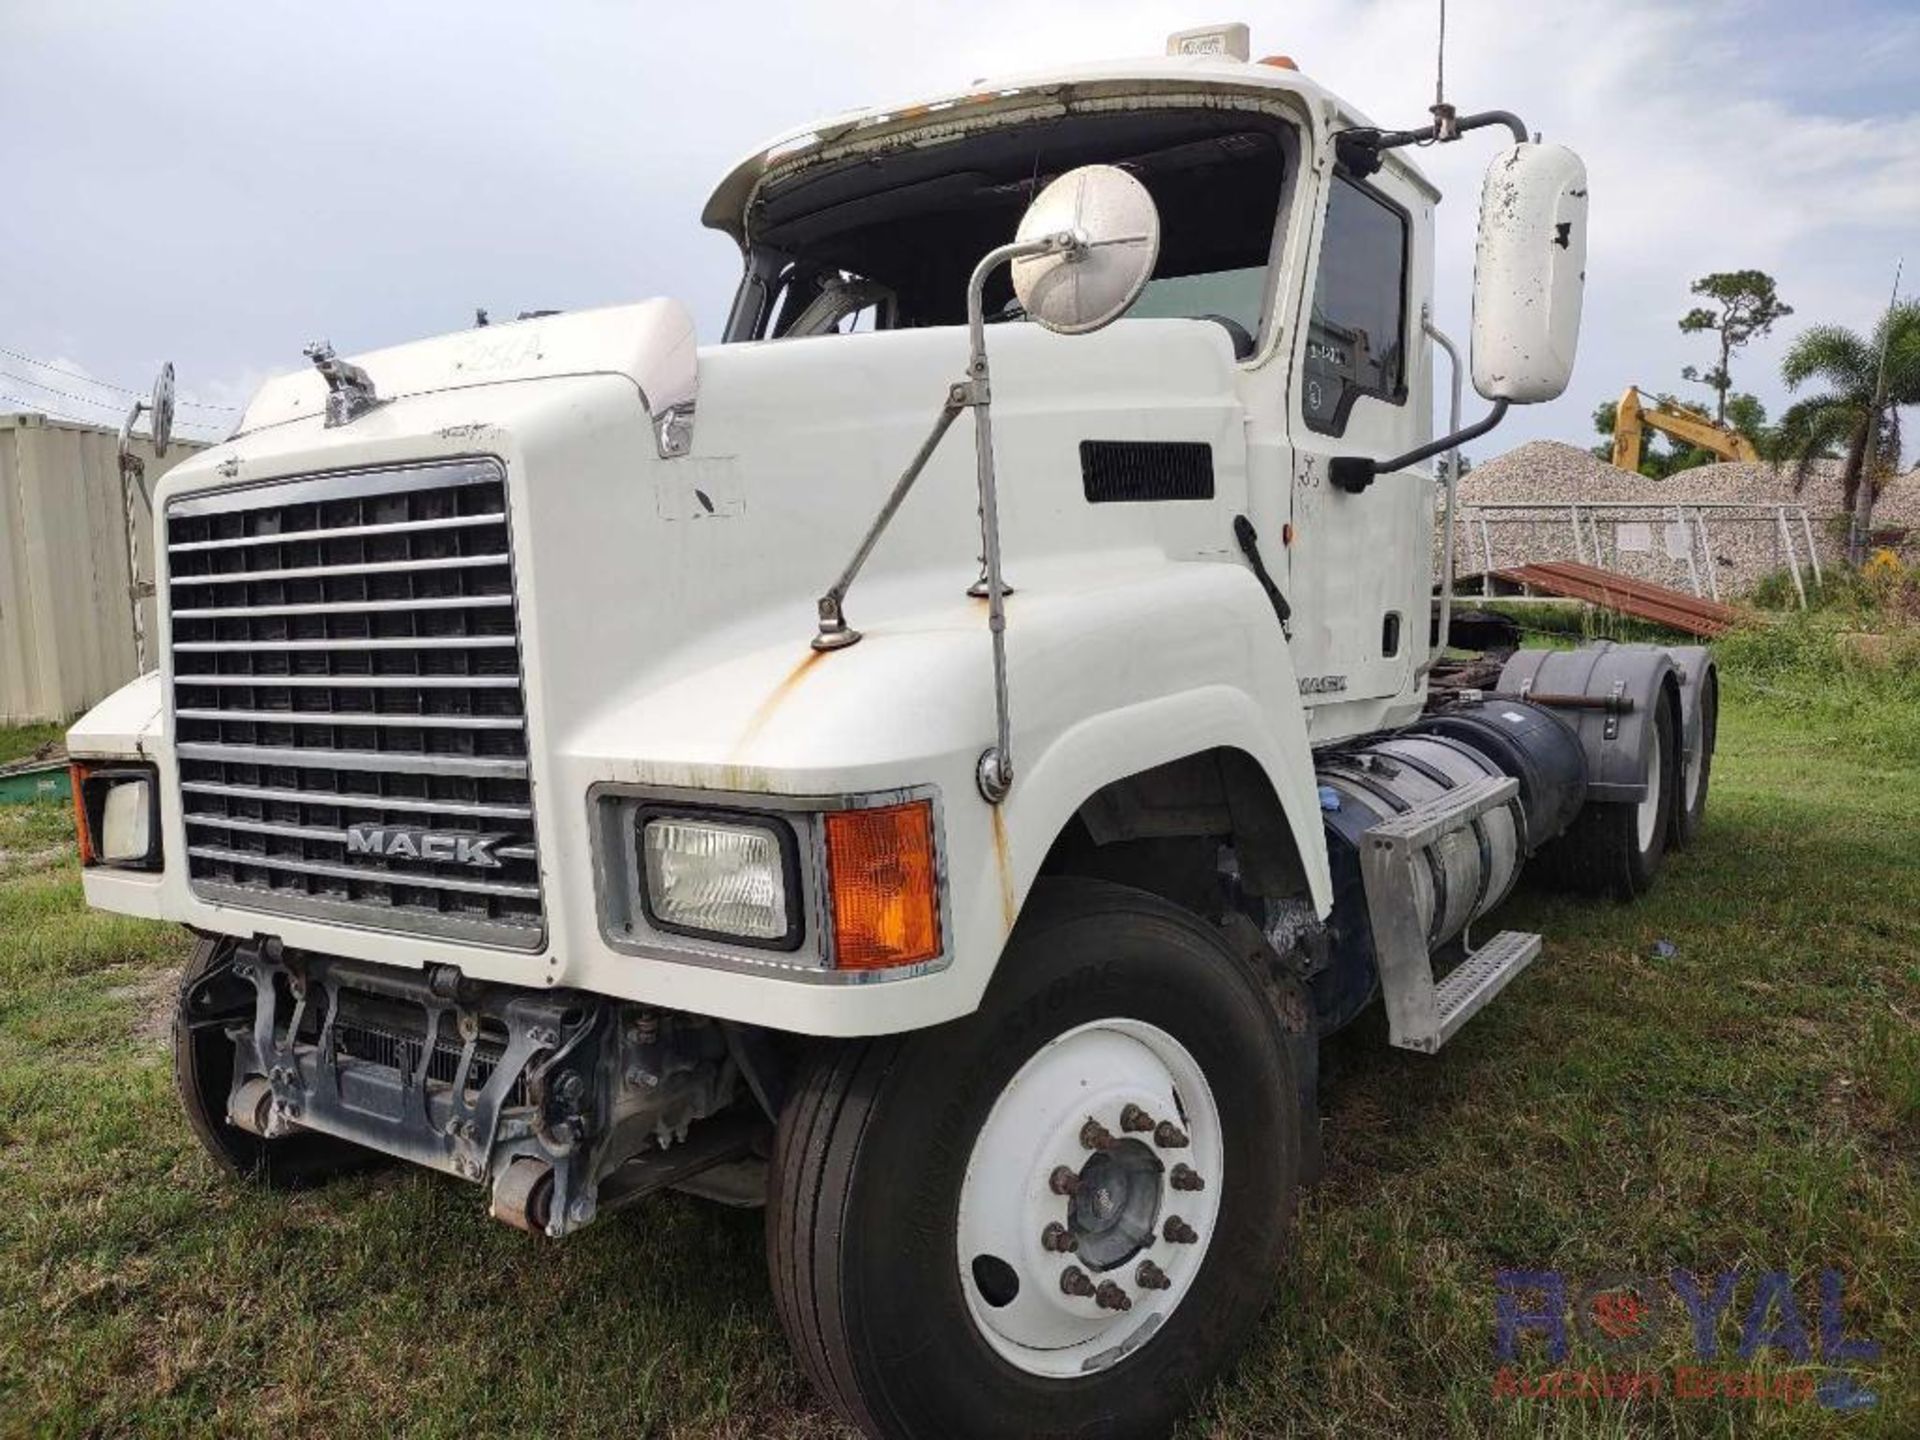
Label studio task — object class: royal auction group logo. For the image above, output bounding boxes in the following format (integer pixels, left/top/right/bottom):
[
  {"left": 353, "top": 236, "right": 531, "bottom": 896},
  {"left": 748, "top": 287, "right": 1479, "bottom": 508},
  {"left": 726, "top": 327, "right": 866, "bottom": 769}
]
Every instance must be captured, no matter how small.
[{"left": 1493, "top": 1268, "right": 1882, "bottom": 1411}]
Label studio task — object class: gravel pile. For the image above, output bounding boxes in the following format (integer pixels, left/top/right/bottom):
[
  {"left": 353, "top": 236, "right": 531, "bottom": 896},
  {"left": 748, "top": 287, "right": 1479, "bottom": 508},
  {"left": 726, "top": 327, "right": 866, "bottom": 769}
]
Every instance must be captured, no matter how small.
[{"left": 1442, "top": 440, "right": 1920, "bottom": 598}]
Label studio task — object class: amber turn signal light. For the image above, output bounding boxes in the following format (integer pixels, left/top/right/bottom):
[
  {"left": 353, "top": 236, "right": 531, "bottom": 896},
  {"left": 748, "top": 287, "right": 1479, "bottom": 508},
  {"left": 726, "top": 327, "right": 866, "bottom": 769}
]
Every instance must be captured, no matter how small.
[
  {"left": 824, "top": 800, "right": 941, "bottom": 970},
  {"left": 69, "top": 762, "right": 95, "bottom": 865}
]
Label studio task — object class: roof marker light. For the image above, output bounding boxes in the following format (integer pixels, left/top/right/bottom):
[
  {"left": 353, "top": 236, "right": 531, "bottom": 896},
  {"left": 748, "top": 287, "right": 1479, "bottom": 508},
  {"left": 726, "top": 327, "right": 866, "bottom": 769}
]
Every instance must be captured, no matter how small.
[{"left": 1166, "top": 23, "right": 1251, "bottom": 61}]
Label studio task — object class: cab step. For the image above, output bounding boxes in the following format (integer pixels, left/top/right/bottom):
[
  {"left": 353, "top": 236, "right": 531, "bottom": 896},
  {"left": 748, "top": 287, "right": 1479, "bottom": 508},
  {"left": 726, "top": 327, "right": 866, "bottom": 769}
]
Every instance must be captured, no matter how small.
[{"left": 1430, "top": 930, "right": 1542, "bottom": 1049}]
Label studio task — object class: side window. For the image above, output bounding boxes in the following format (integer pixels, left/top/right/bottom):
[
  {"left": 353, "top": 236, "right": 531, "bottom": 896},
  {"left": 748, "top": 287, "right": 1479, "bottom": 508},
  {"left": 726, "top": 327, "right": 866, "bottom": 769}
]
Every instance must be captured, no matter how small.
[
  {"left": 1126, "top": 269, "right": 1268, "bottom": 359},
  {"left": 1302, "top": 173, "right": 1409, "bottom": 435}
]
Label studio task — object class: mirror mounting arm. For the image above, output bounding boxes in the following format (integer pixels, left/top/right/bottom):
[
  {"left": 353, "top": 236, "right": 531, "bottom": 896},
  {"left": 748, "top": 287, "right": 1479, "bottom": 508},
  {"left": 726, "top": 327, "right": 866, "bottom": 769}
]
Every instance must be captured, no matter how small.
[
  {"left": 963, "top": 234, "right": 1066, "bottom": 804},
  {"left": 811, "top": 160, "right": 1154, "bottom": 808},
  {"left": 811, "top": 386, "right": 972, "bottom": 651},
  {"left": 812, "top": 234, "right": 1067, "bottom": 655},
  {"left": 1328, "top": 400, "right": 1509, "bottom": 495},
  {"left": 1334, "top": 109, "right": 1530, "bottom": 178}
]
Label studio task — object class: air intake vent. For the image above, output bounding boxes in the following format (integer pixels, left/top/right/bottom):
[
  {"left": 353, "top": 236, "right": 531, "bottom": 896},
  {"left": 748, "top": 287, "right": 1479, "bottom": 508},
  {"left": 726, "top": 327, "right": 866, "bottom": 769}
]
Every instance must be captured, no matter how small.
[
  {"left": 165, "top": 458, "right": 543, "bottom": 949},
  {"left": 1079, "top": 441, "right": 1215, "bottom": 503}
]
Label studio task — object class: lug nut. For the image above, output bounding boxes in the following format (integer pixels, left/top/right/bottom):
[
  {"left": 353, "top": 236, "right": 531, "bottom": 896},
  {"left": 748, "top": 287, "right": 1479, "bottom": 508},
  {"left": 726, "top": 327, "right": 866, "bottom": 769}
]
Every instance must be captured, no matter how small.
[
  {"left": 1080, "top": 1118, "right": 1116, "bottom": 1151},
  {"left": 1153, "top": 1121, "right": 1189, "bottom": 1149},
  {"left": 1094, "top": 1281, "right": 1133, "bottom": 1312},
  {"left": 1136, "top": 1260, "right": 1172, "bottom": 1291},
  {"left": 1119, "top": 1103, "right": 1154, "bottom": 1133},
  {"left": 1170, "top": 1163, "right": 1205, "bottom": 1192},
  {"left": 1060, "top": 1265, "right": 1096, "bottom": 1298},
  {"left": 1048, "top": 1165, "right": 1082, "bottom": 1197},
  {"left": 1164, "top": 1215, "right": 1198, "bottom": 1245},
  {"left": 1041, "top": 1222, "right": 1077, "bottom": 1254}
]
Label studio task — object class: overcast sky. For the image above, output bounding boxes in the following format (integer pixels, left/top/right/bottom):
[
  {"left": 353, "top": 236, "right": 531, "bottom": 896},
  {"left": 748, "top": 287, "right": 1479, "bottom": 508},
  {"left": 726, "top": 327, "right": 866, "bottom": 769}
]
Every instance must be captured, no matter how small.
[{"left": 2, "top": 0, "right": 1914, "bottom": 452}]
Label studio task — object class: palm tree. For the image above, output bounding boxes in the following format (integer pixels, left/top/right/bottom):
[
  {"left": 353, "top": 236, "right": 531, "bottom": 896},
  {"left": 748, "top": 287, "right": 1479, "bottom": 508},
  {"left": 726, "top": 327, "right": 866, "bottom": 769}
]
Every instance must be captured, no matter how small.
[{"left": 1774, "top": 298, "right": 1920, "bottom": 565}]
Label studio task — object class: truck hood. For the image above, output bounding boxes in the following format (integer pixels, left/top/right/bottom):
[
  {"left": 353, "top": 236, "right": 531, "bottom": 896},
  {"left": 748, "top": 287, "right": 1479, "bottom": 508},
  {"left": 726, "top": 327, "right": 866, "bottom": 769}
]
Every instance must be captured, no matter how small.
[
  {"left": 235, "top": 300, "right": 699, "bottom": 440},
  {"left": 179, "top": 303, "right": 1251, "bottom": 782}
]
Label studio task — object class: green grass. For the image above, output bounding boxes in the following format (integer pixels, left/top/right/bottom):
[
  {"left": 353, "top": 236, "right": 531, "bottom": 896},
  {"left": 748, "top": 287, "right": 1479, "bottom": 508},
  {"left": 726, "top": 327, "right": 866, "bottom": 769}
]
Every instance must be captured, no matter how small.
[
  {"left": 2, "top": 636, "right": 1916, "bottom": 1437},
  {"left": 0, "top": 721, "right": 66, "bottom": 767}
]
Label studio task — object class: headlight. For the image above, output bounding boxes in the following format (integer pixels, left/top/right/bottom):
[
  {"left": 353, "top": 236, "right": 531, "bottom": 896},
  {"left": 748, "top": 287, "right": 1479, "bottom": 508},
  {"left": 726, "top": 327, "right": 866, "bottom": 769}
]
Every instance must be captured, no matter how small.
[
  {"left": 101, "top": 779, "right": 153, "bottom": 862},
  {"left": 71, "top": 763, "right": 162, "bottom": 870},
  {"left": 639, "top": 812, "right": 800, "bottom": 949}
]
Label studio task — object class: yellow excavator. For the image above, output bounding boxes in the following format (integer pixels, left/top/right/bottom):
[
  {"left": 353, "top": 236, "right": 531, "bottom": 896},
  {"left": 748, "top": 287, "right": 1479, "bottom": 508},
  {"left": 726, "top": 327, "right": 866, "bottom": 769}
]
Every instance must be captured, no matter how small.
[{"left": 1610, "top": 385, "right": 1760, "bottom": 472}]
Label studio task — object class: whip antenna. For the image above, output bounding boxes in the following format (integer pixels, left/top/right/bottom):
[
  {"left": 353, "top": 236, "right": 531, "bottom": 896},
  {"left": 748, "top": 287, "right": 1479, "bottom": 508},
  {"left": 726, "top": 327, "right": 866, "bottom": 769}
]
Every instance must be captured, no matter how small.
[{"left": 1429, "top": 0, "right": 1458, "bottom": 140}]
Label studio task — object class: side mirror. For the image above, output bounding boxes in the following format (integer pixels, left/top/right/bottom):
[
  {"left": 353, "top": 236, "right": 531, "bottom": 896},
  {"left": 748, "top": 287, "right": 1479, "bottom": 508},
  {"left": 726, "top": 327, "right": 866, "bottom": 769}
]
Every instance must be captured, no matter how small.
[
  {"left": 1010, "top": 165, "right": 1161, "bottom": 335},
  {"left": 149, "top": 362, "right": 175, "bottom": 456},
  {"left": 1471, "top": 143, "right": 1588, "bottom": 403}
]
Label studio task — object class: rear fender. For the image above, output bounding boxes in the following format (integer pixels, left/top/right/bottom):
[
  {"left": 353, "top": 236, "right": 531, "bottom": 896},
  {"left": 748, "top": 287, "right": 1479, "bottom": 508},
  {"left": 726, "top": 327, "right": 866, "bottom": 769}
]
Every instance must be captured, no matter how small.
[{"left": 1499, "top": 642, "right": 1680, "bottom": 802}]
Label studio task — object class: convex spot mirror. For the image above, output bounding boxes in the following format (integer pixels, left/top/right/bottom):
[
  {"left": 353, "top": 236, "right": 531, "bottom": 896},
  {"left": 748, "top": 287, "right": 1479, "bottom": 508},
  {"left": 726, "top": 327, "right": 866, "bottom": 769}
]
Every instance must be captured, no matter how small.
[
  {"left": 1471, "top": 142, "right": 1588, "bottom": 403},
  {"left": 149, "top": 362, "right": 175, "bottom": 455},
  {"left": 1011, "top": 165, "right": 1161, "bottom": 335}
]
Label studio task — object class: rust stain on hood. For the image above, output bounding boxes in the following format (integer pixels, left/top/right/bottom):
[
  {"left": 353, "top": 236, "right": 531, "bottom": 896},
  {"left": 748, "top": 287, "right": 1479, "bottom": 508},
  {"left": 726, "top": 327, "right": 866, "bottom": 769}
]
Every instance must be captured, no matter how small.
[{"left": 731, "top": 647, "right": 829, "bottom": 760}]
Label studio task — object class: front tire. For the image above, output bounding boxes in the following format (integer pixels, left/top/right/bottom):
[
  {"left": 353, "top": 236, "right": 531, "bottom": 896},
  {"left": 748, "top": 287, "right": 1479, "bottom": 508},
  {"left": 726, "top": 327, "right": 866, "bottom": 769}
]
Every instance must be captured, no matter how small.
[{"left": 767, "top": 880, "right": 1299, "bottom": 1440}]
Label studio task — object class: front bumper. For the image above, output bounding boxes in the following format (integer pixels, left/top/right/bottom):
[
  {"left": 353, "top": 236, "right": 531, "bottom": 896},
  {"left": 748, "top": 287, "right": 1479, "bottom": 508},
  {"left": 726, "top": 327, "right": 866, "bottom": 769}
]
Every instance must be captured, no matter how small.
[{"left": 194, "top": 939, "right": 763, "bottom": 1235}]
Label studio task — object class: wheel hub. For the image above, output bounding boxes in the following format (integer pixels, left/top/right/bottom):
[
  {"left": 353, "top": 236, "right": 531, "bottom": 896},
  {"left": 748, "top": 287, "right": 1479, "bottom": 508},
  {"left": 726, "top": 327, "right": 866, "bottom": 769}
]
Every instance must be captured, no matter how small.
[
  {"left": 1066, "top": 1141, "right": 1162, "bottom": 1270},
  {"left": 955, "top": 1018, "right": 1223, "bottom": 1379}
]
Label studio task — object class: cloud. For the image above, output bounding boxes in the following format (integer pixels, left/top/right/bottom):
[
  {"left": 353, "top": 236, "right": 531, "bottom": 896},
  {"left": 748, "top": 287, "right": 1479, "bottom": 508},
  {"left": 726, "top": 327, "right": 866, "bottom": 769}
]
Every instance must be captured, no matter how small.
[{"left": 0, "top": 0, "right": 1911, "bottom": 456}]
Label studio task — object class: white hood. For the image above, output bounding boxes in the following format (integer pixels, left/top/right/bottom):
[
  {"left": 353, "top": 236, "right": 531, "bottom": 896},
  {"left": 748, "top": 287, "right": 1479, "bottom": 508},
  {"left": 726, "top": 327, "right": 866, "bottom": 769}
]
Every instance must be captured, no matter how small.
[{"left": 234, "top": 300, "right": 698, "bottom": 438}]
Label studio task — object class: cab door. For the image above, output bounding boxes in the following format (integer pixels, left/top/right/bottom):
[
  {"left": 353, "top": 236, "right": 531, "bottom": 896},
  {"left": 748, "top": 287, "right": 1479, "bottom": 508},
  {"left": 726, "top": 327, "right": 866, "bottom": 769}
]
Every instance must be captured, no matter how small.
[{"left": 1280, "top": 160, "right": 1436, "bottom": 739}]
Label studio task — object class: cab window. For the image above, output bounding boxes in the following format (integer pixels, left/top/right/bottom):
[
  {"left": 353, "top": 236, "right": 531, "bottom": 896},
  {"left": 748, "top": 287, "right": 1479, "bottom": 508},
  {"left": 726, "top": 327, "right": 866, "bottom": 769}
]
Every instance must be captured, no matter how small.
[
  {"left": 731, "top": 107, "right": 1294, "bottom": 362},
  {"left": 1126, "top": 267, "right": 1269, "bottom": 358},
  {"left": 1302, "top": 173, "right": 1409, "bottom": 434}
]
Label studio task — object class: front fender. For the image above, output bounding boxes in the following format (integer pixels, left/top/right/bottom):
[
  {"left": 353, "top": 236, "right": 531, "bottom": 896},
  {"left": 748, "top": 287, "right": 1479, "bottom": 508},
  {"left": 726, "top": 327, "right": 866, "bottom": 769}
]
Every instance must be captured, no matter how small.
[
  {"left": 1010, "top": 683, "right": 1332, "bottom": 924},
  {"left": 66, "top": 669, "right": 163, "bottom": 760},
  {"left": 68, "top": 670, "right": 168, "bottom": 921},
  {"left": 560, "top": 556, "right": 1326, "bottom": 1030}
]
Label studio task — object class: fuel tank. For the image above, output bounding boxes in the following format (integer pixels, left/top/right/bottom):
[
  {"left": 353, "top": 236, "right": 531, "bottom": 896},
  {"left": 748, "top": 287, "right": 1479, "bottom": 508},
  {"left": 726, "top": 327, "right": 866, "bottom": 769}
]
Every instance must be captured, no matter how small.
[{"left": 1306, "top": 701, "right": 1587, "bottom": 1033}]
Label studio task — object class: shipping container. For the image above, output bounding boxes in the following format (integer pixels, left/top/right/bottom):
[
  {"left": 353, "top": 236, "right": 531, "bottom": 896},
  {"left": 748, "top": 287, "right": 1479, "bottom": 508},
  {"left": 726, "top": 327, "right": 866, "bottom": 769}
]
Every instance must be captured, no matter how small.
[{"left": 1, "top": 411, "right": 206, "bottom": 724}]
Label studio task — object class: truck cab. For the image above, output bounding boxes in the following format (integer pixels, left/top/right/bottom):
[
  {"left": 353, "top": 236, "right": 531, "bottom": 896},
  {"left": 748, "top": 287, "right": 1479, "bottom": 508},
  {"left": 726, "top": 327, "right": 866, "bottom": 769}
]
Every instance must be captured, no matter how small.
[
  {"left": 712, "top": 54, "right": 1440, "bottom": 739},
  {"left": 66, "top": 27, "right": 1701, "bottom": 1440}
]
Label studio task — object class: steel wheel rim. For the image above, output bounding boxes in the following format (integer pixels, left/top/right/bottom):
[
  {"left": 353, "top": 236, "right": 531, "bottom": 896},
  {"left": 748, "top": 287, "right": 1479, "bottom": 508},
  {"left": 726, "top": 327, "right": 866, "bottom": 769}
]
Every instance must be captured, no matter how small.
[
  {"left": 1637, "top": 723, "right": 1664, "bottom": 851},
  {"left": 956, "top": 1017, "right": 1223, "bottom": 1379},
  {"left": 1683, "top": 720, "right": 1704, "bottom": 813}
]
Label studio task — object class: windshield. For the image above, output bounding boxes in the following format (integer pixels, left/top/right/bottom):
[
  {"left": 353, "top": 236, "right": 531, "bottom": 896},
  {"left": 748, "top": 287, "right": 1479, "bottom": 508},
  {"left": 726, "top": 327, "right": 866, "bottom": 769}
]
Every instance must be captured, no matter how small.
[{"left": 727, "top": 105, "right": 1295, "bottom": 360}]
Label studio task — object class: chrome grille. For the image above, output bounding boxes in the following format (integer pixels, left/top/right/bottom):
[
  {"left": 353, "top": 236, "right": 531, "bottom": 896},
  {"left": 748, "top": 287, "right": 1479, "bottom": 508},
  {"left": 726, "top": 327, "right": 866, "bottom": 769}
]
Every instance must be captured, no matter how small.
[{"left": 165, "top": 459, "right": 543, "bottom": 947}]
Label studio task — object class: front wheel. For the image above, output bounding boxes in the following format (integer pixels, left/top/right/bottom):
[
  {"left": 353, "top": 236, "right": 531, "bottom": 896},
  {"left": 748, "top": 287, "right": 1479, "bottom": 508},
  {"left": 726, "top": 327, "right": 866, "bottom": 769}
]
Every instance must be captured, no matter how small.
[{"left": 767, "top": 880, "right": 1299, "bottom": 1439}]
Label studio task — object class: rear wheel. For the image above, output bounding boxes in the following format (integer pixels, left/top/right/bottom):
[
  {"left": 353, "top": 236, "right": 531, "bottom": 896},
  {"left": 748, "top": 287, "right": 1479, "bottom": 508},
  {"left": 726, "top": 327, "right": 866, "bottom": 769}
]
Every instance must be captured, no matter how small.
[
  {"left": 172, "top": 935, "right": 376, "bottom": 1188},
  {"left": 767, "top": 880, "right": 1299, "bottom": 1440},
  {"left": 1672, "top": 668, "right": 1718, "bottom": 848},
  {"left": 1543, "top": 690, "right": 1678, "bottom": 900}
]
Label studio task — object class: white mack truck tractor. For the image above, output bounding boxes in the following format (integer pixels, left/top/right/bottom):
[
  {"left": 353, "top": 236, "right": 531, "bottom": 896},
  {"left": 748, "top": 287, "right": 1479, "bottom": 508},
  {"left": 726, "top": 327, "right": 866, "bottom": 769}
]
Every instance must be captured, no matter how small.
[{"left": 68, "top": 24, "right": 1717, "bottom": 1439}]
